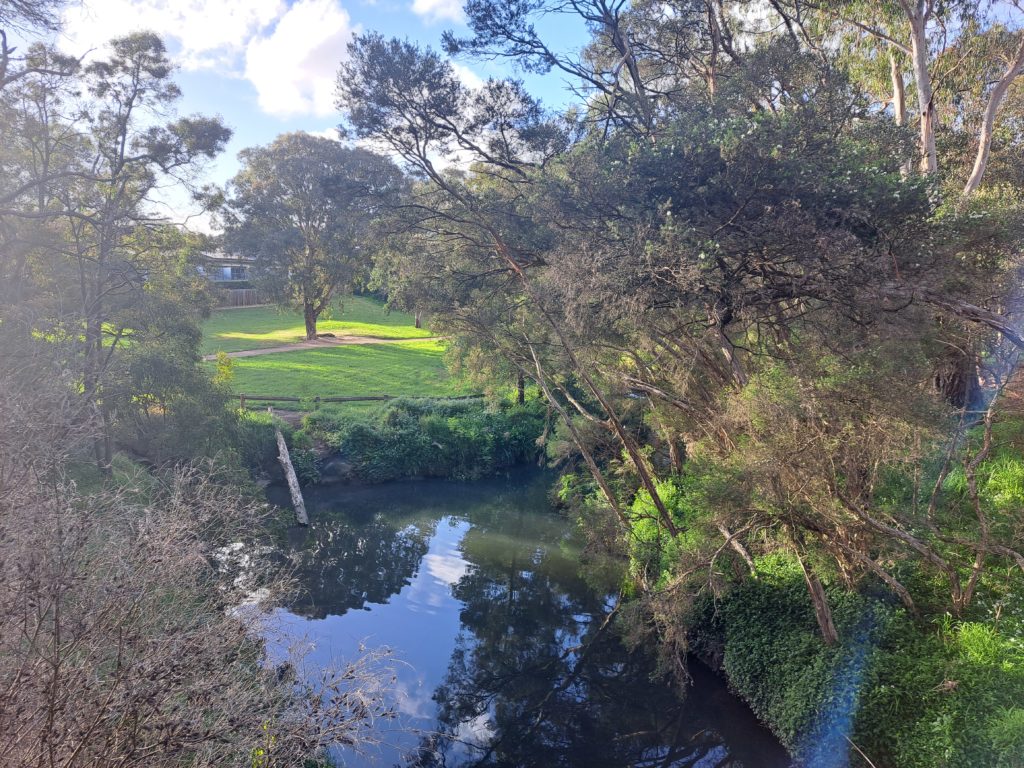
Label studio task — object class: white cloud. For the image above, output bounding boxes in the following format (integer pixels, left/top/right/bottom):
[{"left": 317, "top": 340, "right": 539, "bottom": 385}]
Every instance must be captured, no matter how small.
[
  {"left": 450, "top": 61, "right": 483, "bottom": 90},
  {"left": 423, "top": 552, "right": 468, "bottom": 586},
  {"left": 245, "top": 0, "right": 356, "bottom": 118},
  {"left": 61, "top": 0, "right": 356, "bottom": 118},
  {"left": 308, "top": 126, "right": 344, "bottom": 141},
  {"left": 62, "top": 0, "right": 284, "bottom": 70},
  {"left": 454, "top": 712, "right": 495, "bottom": 747},
  {"left": 410, "top": 0, "right": 464, "bottom": 24}
]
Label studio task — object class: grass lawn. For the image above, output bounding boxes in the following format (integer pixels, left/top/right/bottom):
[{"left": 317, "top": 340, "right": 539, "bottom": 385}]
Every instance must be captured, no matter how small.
[
  {"left": 218, "top": 340, "right": 474, "bottom": 412},
  {"left": 201, "top": 295, "right": 431, "bottom": 355}
]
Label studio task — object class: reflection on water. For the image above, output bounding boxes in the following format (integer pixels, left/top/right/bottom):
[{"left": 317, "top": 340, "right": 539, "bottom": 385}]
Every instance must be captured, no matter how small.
[{"left": 266, "top": 469, "right": 792, "bottom": 768}]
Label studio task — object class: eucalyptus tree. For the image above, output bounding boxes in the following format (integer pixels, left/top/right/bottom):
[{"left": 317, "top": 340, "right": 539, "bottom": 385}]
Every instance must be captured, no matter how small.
[
  {"left": 0, "top": 0, "right": 65, "bottom": 86},
  {"left": 0, "top": 31, "right": 230, "bottom": 470},
  {"left": 340, "top": 3, "right": 1024, "bottom": 648},
  {"left": 223, "top": 132, "right": 402, "bottom": 340},
  {"left": 444, "top": 0, "right": 663, "bottom": 135},
  {"left": 783, "top": 0, "right": 1024, "bottom": 193},
  {"left": 0, "top": 43, "right": 80, "bottom": 308},
  {"left": 68, "top": 33, "right": 229, "bottom": 468}
]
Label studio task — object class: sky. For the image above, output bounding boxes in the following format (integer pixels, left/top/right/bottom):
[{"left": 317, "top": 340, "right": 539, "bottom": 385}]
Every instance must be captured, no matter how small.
[{"left": 48, "top": 0, "right": 589, "bottom": 230}]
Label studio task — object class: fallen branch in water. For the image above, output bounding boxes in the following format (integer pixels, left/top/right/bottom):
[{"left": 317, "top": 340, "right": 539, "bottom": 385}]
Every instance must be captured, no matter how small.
[{"left": 272, "top": 408, "right": 309, "bottom": 525}]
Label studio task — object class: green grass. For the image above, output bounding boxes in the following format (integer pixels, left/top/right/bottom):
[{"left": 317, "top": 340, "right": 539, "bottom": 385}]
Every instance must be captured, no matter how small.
[
  {"left": 218, "top": 340, "right": 473, "bottom": 412},
  {"left": 201, "top": 295, "right": 430, "bottom": 355}
]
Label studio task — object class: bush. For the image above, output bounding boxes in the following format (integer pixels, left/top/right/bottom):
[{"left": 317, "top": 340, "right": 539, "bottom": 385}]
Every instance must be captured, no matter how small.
[
  {"left": 234, "top": 409, "right": 280, "bottom": 468},
  {"left": 856, "top": 615, "right": 1024, "bottom": 768},
  {"left": 0, "top": 460, "right": 393, "bottom": 767},
  {"left": 626, "top": 462, "right": 749, "bottom": 588},
  {"left": 701, "top": 556, "right": 887, "bottom": 753},
  {"left": 301, "top": 398, "right": 546, "bottom": 483}
]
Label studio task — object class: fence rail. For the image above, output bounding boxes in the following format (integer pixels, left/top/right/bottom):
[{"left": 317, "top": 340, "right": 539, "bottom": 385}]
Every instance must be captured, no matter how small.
[{"left": 238, "top": 393, "right": 485, "bottom": 409}]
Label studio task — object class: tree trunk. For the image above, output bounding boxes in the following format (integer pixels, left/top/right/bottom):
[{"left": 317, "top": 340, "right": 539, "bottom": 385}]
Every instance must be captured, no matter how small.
[
  {"left": 890, "top": 50, "right": 913, "bottom": 178},
  {"left": 963, "top": 33, "right": 1024, "bottom": 196},
  {"left": 537, "top": 402, "right": 553, "bottom": 466},
  {"left": 906, "top": 12, "right": 937, "bottom": 174},
  {"left": 414, "top": 309, "right": 422, "bottom": 329},
  {"left": 83, "top": 314, "right": 110, "bottom": 476},
  {"left": 101, "top": 405, "right": 114, "bottom": 473},
  {"left": 798, "top": 552, "right": 839, "bottom": 645},
  {"left": 516, "top": 371, "right": 525, "bottom": 404},
  {"left": 890, "top": 50, "right": 907, "bottom": 127},
  {"left": 717, "top": 523, "right": 756, "bottom": 577},
  {"left": 490, "top": 233, "right": 679, "bottom": 537},
  {"left": 303, "top": 302, "right": 317, "bottom": 340},
  {"left": 934, "top": 348, "right": 981, "bottom": 410},
  {"left": 668, "top": 435, "right": 684, "bottom": 475}
]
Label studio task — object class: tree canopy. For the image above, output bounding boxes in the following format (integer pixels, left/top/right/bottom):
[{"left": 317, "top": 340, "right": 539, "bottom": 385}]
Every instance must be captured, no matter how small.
[
  {"left": 222, "top": 132, "right": 402, "bottom": 339},
  {"left": 336, "top": 0, "right": 1024, "bottom": 663}
]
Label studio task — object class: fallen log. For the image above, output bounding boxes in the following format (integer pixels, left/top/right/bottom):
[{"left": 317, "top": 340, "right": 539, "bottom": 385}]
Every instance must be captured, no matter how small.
[{"left": 272, "top": 411, "right": 309, "bottom": 525}]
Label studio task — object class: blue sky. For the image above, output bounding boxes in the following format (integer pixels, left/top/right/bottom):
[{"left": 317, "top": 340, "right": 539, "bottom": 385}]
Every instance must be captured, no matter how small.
[{"left": 50, "top": 0, "right": 588, "bottom": 228}]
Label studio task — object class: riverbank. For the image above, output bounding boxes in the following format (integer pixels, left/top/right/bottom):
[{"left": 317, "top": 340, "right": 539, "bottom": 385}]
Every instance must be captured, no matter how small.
[
  {"left": 207, "top": 299, "right": 1024, "bottom": 768},
  {"left": 277, "top": 396, "right": 548, "bottom": 485},
  {"left": 684, "top": 556, "right": 1024, "bottom": 768}
]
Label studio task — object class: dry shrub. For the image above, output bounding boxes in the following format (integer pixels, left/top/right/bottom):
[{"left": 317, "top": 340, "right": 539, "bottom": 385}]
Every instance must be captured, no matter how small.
[{"left": 0, "top": 354, "right": 394, "bottom": 767}]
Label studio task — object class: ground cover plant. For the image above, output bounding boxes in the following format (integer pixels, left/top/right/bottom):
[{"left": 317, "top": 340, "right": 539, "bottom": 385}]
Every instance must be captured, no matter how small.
[
  {"left": 201, "top": 295, "right": 431, "bottom": 355},
  {"left": 686, "top": 552, "right": 1024, "bottom": 768}
]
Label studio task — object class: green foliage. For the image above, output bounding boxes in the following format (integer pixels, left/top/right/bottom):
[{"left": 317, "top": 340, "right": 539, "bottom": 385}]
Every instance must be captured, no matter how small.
[
  {"left": 856, "top": 612, "right": 1024, "bottom": 768},
  {"left": 945, "top": 424, "right": 1024, "bottom": 518},
  {"left": 212, "top": 351, "right": 234, "bottom": 386},
  {"left": 232, "top": 409, "right": 318, "bottom": 485},
  {"left": 701, "top": 556, "right": 884, "bottom": 752},
  {"left": 628, "top": 476, "right": 703, "bottom": 587},
  {"left": 223, "top": 132, "right": 403, "bottom": 337},
  {"left": 690, "top": 553, "right": 1024, "bottom": 767},
  {"left": 286, "top": 428, "right": 320, "bottom": 485},
  {"left": 301, "top": 398, "right": 545, "bottom": 482},
  {"left": 233, "top": 409, "right": 282, "bottom": 470},
  {"left": 625, "top": 461, "right": 751, "bottom": 588},
  {"left": 987, "top": 708, "right": 1024, "bottom": 768},
  {"left": 111, "top": 334, "right": 240, "bottom": 465}
]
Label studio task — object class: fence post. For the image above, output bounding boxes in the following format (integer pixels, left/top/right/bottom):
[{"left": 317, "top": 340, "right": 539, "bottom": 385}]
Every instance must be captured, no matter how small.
[
  {"left": 314, "top": 396, "right": 321, "bottom": 411},
  {"left": 240, "top": 394, "right": 246, "bottom": 410}
]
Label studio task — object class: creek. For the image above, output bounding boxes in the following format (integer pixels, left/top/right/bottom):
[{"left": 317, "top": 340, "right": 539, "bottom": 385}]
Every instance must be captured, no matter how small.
[{"left": 266, "top": 467, "right": 791, "bottom": 767}]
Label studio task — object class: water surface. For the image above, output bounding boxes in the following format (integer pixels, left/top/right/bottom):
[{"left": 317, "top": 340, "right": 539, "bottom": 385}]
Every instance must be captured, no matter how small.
[{"left": 268, "top": 469, "right": 791, "bottom": 767}]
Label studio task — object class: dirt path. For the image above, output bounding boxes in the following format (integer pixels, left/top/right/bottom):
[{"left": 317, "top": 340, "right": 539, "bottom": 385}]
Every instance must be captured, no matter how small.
[{"left": 202, "top": 335, "right": 441, "bottom": 361}]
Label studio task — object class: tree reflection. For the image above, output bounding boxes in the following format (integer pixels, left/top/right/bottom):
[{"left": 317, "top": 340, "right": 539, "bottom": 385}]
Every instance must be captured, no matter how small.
[
  {"left": 406, "top": 504, "right": 790, "bottom": 768},
  {"left": 280, "top": 470, "right": 558, "bottom": 621},
  {"left": 285, "top": 511, "right": 436, "bottom": 619}
]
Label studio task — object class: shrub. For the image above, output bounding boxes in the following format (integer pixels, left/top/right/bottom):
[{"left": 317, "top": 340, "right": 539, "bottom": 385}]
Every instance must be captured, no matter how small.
[
  {"left": 301, "top": 398, "right": 546, "bottom": 483},
  {"left": 0, "top": 461, "right": 393, "bottom": 767}
]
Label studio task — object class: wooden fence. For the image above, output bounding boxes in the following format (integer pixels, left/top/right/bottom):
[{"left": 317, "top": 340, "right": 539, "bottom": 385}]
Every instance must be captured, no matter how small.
[
  {"left": 238, "top": 393, "right": 485, "bottom": 410},
  {"left": 218, "top": 288, "right": 262, "bottom": 308}
]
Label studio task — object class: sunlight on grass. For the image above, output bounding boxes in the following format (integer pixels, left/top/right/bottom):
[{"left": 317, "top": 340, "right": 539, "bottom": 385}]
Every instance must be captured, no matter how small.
[
  {"left": 201, "top": 295, "right": 431, "bottom": 354},
  {"left": 215, "top": 340, "right": 471, "bottom": 411}
]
